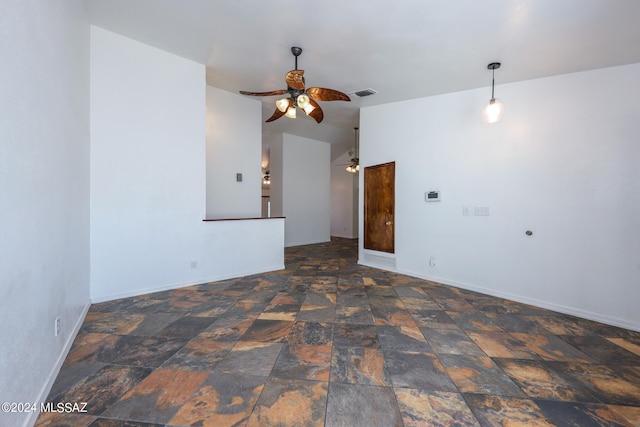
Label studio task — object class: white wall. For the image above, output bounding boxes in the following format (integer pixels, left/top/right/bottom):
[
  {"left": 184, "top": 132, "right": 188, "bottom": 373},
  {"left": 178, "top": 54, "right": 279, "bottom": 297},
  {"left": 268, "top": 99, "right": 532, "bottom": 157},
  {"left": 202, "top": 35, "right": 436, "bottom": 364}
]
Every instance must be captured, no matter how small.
[
  {"left": 0, "top": 1, "right": 90, "bottom": 426},
  {"left": 206, "top": 86, "right": 262, "bottom": 218},
  {"left": 360, "top": 63, "right": 640, "bottom": 331},
  {"left": 269, "top": 133, "right": 284, "bottom": 217},
  {"left": 331, "top": 151, "right": 358, "bottom": 238},
  {"left": 271, "top": 134, "right": 331, "bottom": 246},
  {"left": 90, "top": 27, "right": 283, "bottom": 302}
]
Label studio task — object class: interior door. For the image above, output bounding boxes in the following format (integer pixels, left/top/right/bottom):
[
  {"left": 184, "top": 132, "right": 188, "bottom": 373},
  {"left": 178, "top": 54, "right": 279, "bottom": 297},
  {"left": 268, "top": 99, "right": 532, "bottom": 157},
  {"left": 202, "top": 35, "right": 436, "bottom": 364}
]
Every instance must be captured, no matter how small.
[{"left": 364, "top": 161, "right": 395, "bottom": 253}]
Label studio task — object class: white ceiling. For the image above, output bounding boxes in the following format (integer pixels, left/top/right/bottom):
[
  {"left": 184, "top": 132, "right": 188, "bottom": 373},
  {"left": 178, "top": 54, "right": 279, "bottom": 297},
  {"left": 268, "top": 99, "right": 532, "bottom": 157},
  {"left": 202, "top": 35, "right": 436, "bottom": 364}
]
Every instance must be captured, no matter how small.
[{"left": 85, "top": 0, "right": 640, "bottom": 160}]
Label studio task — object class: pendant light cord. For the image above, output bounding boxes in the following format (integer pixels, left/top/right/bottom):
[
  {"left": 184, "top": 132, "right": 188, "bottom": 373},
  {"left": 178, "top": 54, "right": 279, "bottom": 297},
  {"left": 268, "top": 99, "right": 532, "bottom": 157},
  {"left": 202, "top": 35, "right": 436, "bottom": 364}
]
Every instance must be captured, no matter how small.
[
  {"left": 354, "top": 127, "right": 359, "bottom": 157},
  {"left": 491, "top": 68, "right": 495, "bottom": 100}
]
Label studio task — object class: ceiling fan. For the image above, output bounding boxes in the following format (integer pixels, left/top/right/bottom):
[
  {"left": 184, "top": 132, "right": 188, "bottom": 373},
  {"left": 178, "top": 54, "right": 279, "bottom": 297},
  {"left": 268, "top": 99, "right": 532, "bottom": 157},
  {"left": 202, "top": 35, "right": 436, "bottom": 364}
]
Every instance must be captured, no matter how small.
[
  {"left": 334, "top": 127, "right": 360, "bottom": 173},
  {"left": 239, "top": 46, "right": 350, "bottom": 123}
]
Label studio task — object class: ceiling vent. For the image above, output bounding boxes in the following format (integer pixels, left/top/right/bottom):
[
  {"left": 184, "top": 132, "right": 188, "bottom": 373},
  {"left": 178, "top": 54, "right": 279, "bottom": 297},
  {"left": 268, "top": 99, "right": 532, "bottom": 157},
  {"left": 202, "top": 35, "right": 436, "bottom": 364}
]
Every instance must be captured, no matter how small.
[{"left": 351, "top": 88, "right": 378, "bottom": 97}]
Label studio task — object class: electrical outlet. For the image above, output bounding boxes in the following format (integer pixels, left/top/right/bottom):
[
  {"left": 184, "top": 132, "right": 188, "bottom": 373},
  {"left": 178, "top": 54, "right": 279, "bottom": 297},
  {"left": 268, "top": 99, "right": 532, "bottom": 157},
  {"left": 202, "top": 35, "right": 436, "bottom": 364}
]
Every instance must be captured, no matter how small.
[
  {"left": 190, "top": 261, "right": 198, "bottom": 269},
  {"left": 55, "top": 316, "right": 61, "bottom": 337},
  {"left": 429, "top": 256, "right": 436, "bottom": 267},
  {"left": 462, "top": 206, "right": 469, "bottom": 216}
]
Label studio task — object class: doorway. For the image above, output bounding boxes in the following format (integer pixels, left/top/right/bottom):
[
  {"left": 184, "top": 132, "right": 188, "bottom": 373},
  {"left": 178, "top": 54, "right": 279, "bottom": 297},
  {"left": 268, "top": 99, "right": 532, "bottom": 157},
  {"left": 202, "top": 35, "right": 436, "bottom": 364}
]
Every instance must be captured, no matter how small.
[{"left": 364, "top": 161, "right": 395, "bottom": 253}]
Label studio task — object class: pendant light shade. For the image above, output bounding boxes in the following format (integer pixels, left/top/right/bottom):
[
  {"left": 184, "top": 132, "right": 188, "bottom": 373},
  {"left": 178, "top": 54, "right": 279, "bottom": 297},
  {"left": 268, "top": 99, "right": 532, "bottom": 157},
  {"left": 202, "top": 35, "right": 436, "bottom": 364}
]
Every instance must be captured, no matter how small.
[
  {"left": 285, "top": 106, "right": 296, "bottom": 119},
  {"left": 483, "top": 98, "right": 504, "bottom": 124},
  {"left": 482, "top": 62, "right": 504, "bottom": 124}
]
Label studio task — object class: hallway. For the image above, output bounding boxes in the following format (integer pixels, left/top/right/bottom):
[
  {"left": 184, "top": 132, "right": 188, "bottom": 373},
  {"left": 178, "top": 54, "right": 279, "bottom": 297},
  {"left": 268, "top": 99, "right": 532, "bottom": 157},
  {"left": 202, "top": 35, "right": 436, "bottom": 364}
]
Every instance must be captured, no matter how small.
[{"left": 37, "top": 238, "right": 640, "bottom": 426}]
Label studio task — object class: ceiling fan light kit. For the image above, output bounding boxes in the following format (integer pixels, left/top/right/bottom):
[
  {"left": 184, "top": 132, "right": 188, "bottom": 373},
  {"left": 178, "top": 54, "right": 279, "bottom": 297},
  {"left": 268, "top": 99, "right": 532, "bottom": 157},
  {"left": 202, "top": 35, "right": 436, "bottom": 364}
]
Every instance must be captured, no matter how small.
[
  {"left": 240, "top": 46, "right": 350, "bottom": 123},
  {"left": 302, "top": 103, "right": 316, "bottom": 115},
  {"left": 483, "top": 62, "right": 504, "bottom": 124},
  {"left": 276, "top": 98, "right": 290, "bottom": 113},
  {"left": 296, "top": 94, "right": 311, "bottom": 109}
]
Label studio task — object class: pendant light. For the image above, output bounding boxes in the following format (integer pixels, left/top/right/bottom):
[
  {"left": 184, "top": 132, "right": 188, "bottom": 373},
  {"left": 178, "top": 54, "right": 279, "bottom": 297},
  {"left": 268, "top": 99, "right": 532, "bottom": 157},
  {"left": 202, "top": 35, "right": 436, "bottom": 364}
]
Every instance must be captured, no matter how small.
[
  {"left": 483, "top": 62, "right": 504, "bottom": 124},
  {"left": 346, "top": 127, "right": 360, "bottom": 173}
]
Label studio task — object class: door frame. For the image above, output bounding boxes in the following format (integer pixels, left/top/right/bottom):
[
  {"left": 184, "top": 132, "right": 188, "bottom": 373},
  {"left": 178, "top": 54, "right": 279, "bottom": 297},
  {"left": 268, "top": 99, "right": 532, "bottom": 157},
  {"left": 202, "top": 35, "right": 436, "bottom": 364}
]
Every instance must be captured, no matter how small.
[{"left": 363, "top": 161, "right": 395, "bottom": 254}]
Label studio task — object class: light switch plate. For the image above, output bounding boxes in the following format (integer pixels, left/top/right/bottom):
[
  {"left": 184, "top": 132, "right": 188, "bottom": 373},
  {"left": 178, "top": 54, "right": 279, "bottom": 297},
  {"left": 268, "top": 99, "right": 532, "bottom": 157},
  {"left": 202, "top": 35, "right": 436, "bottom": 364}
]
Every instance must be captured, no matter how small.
[{"left": 475, "top": 207, "right": 490, "bottom": 216}]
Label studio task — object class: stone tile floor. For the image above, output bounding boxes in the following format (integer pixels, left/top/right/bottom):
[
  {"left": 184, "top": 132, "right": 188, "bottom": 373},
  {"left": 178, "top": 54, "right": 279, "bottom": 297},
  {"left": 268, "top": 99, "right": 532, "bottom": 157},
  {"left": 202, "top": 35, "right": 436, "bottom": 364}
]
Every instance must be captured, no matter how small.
[{"left": 36, "top": 238, "right": 640, "bottom": 426}]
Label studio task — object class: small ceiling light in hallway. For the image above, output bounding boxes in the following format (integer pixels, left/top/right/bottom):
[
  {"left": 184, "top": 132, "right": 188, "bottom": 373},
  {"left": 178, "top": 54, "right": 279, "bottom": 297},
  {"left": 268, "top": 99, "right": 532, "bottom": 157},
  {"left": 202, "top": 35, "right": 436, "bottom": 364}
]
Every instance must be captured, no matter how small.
[{"left": 346, "top": 127, "right": 360, "bottom": 173}]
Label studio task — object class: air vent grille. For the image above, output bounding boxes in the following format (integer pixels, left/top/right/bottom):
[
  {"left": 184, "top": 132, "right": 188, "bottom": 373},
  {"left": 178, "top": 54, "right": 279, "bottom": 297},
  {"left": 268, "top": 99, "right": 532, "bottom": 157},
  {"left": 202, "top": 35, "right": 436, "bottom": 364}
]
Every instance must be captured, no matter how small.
[{"left": 351, "top": 88, "right": 378, "bottom": 97}]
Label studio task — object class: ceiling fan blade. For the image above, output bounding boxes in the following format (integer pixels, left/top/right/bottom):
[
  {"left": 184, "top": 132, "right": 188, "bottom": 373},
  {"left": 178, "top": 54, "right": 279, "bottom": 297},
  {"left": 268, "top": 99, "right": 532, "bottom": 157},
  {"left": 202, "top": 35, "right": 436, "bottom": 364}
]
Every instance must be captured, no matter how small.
[
  {"left": 285, "top": 70, "right": 305, "bottom": 90},
  {"left": 307, "top": 87, "right": 350, "bottom": 102},
  {"left": 265, "top": 107, "right": 286, "bottom": 122},
  {"left": 307, "top": 99, "right": 323, "bottom": 123},
  {"left": 239, "top": 89, "right": 287, "bottom": 97}
]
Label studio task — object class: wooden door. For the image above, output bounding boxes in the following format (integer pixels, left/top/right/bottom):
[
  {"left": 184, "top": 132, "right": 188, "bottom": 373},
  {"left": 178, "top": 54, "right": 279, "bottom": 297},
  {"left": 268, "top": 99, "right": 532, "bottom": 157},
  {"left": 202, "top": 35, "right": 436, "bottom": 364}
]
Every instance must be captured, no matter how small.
[{"left": 364, "top": 162, "right": 395, "bottom": 253}]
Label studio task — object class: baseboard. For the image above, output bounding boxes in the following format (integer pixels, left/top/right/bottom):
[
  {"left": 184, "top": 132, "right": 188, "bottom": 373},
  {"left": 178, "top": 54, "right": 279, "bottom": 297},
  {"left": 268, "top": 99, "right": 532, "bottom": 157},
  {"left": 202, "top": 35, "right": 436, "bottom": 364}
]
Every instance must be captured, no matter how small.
[
  {"left": 91, "top": 264, "right": 285, "bottom": 303},
  {"left": 356, "top": 260, "right": 640, "bottom": 333},
  {"left": 330, "top": 234, "right": 358, "bottom": 239},
  {"left": 24, "top": 302, "right": 91, "bottom": 427},
  {"left": 395, "top": 267, "right": 640, "bottom": 333},
  {"left": 284, "top": 239, "right": 331, "bottom": 248}
]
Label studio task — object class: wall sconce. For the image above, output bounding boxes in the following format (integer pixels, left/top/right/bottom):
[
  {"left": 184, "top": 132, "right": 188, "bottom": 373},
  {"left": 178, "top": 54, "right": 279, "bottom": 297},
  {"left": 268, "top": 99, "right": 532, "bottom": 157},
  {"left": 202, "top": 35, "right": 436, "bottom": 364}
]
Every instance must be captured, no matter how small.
[{"left": 483, "top": 62, "right": 504, "bottom": 124}]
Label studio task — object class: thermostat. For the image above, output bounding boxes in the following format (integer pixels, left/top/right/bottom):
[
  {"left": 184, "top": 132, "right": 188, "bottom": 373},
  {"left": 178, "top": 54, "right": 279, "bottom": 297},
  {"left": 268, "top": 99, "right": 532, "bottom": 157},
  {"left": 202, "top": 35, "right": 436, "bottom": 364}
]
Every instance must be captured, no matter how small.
[{"left": 425, "top": 190, "right": 441, "bottom": 202}]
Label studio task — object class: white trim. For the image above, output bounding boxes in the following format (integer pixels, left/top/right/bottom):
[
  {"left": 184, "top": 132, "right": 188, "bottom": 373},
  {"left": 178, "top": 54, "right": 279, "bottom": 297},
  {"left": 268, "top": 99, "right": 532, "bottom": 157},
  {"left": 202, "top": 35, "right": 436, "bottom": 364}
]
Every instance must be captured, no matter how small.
[
  {"left": 358, "top": 260, "right": 640, "bottom": 333},
  {"left": 330, "top": 233, "right": 358, "bottom": 240},
  {"left": 428, "top": 270, "right": 639, "bottom": 331},
  {"left": 24, "top": 302, "right": 91, "bottom": 427},
  {"left": 285, "top": 239, "right": 331, "bottom": 248},
  {"left": 398, "top": 267, "right": 640, "bottom": 332},
  {"left": 90, "top": 265, "right": 285, "bottom": 303}
]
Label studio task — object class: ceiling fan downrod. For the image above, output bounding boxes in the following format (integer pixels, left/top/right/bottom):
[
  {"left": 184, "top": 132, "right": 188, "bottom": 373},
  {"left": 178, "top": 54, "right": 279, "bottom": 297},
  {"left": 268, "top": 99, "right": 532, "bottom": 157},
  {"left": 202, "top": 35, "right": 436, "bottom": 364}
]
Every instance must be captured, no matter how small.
[{"left": 291, "top": 46, "right": 302, "bottom": 70}]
